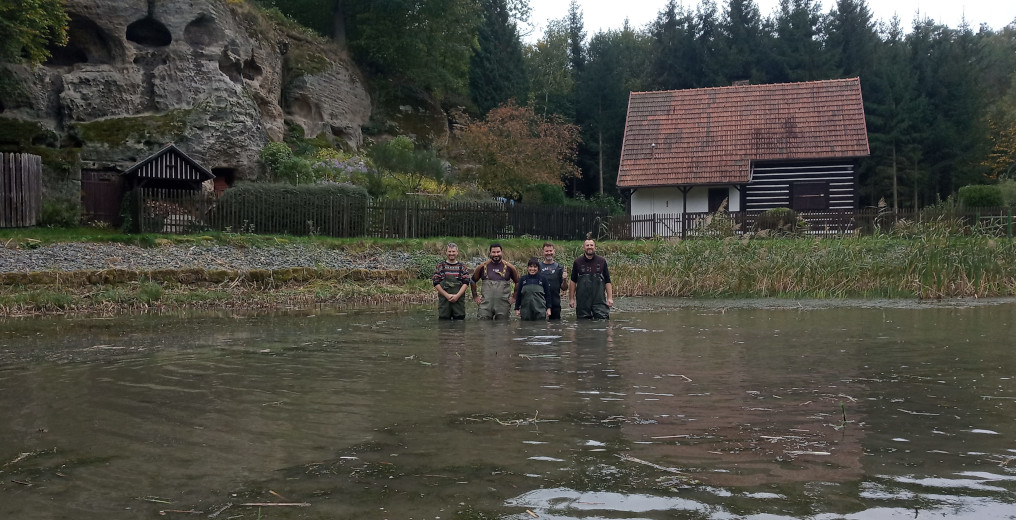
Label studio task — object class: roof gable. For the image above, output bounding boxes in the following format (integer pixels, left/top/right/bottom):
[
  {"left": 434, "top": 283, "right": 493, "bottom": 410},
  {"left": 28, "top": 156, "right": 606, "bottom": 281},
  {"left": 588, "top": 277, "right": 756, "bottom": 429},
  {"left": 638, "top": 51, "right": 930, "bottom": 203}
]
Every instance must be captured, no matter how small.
[
  {"left": 617, "top": 78, "right": 869, "bottom": 188},
  {"left": 123, "top": 143, "right": 215, "bottom": 182}
]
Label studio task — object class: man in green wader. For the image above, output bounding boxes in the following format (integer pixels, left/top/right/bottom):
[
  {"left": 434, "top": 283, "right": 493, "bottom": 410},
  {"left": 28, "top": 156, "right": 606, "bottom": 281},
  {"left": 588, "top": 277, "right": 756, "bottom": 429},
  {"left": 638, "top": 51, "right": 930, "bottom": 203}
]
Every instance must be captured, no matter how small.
[
  {"left": 432, "top": 242, "right": 474, "bottom": 320},
  {"left": 569, "top": 239, "right": 613, "bottom": 319},
  {"left": 472, "top": 243, "right": 519, "bottom": 320}
]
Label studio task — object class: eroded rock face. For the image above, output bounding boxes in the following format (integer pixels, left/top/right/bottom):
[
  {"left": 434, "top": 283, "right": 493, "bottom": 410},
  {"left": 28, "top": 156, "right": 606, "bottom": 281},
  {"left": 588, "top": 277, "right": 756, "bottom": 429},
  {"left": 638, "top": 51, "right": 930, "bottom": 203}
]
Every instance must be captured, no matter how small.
[{"left": 0, "top": 0, "right": 370, "bottom": 178}]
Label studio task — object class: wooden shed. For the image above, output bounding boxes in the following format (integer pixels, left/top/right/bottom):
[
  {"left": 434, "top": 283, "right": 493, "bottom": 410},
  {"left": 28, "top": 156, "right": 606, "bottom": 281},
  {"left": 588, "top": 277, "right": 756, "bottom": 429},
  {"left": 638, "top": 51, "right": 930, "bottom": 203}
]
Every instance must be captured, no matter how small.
[
  {"left": 122, "top": 143, "right": 215, "bottom": 190},
  {"left": 81, "top": 143, "right": 215, "bottom": 225}
]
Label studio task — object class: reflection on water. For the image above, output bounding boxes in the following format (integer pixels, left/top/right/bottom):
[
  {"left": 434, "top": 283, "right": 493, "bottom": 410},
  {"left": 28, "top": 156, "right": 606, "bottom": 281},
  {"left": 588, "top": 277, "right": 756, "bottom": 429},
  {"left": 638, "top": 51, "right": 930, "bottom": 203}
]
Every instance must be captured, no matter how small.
[{"left": 1, "top": 300, "right": 1015, "bottom": 519}]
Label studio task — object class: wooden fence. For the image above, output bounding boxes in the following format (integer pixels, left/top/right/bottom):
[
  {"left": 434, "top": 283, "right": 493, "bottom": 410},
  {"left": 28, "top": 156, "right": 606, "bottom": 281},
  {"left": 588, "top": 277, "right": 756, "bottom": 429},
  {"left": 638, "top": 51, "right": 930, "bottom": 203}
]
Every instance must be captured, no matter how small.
[
  {"left": 130, "top": 188, "right": 607, "bottom": 240},
  {"left": 610, "top": 207, "right": 1016, "bottom": 239},
  {"left": 0, "top": 153, "right": 43, "bottom": 228}
]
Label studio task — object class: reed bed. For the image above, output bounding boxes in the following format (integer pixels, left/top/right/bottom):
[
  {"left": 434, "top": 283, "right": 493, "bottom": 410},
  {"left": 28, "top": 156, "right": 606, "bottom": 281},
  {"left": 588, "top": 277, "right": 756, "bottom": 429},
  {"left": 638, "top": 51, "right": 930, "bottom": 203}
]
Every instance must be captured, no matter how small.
[{"left": 610, "top": 235, "right": 1016, "bottom": 299}]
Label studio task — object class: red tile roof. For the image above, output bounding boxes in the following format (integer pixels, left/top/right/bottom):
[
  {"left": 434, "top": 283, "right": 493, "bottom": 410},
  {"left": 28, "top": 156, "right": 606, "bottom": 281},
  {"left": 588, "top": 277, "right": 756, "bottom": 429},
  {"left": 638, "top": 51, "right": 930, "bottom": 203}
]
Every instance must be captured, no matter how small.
[{"left": 616, "top": 78, "right": 869, "bottom": 188}]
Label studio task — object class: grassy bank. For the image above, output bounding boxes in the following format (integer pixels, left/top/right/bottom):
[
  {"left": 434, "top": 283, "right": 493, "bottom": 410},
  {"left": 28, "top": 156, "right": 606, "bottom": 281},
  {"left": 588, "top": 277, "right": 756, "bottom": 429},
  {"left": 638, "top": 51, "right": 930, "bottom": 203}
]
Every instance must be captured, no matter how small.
[{"left": 2, "top": 227, "right": 1015, "bottom": 316}]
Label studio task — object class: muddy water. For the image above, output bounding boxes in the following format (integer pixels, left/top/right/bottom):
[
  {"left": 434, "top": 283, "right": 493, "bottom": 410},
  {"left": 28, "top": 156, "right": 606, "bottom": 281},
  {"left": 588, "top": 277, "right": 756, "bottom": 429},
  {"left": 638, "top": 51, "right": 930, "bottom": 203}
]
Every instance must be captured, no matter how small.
[{"left": 1, "top": 300, "right": 1015, "bottom": 519}]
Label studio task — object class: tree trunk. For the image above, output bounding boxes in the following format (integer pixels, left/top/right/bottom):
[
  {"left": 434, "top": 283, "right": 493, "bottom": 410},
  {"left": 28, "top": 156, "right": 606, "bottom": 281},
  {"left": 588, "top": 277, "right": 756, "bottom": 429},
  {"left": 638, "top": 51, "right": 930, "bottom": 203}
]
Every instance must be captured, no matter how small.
[
  {"left": 598, "top": 130, "right": 604, "bottom": 196},
  {"left": 333, "top": 0, "right": 347, "bottom": 47}
]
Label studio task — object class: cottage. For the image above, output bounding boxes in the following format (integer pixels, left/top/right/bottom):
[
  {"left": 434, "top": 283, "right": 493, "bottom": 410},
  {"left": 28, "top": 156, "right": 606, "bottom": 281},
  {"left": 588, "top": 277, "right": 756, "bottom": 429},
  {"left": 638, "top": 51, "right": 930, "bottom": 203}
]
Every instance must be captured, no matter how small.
[{"left": 616, "top": 78, "right": 869, "bottom": 236}]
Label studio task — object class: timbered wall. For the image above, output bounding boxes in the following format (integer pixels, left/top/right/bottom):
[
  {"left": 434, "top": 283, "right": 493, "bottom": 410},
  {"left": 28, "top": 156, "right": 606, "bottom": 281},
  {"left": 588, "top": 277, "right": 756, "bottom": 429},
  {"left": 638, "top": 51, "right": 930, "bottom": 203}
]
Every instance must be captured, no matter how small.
[{"left": 743, "top": 161, "right": 857, "bottom": 212}]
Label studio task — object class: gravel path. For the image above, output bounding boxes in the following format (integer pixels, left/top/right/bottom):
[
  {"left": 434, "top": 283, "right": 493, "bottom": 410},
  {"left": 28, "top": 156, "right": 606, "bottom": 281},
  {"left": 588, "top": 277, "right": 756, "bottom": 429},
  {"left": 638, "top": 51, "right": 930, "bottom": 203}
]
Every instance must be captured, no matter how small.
[{"left": 0, "top": 243, "right": 432, "bottom": 273}]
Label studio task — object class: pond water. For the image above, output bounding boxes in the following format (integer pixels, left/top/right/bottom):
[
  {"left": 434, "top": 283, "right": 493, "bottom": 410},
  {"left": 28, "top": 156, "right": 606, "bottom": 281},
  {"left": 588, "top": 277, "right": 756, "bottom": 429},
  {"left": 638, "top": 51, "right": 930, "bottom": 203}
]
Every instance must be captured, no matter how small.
[{"left": 1, "top": 300, "right": 1015, "bottom": 519}]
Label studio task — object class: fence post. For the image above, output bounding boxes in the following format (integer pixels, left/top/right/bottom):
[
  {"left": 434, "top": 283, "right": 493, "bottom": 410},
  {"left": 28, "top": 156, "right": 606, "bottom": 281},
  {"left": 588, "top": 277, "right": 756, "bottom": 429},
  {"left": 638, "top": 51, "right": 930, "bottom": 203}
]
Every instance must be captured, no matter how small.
[{"left": 1009, "top": 208, "right": 1013, "bottom": 238}]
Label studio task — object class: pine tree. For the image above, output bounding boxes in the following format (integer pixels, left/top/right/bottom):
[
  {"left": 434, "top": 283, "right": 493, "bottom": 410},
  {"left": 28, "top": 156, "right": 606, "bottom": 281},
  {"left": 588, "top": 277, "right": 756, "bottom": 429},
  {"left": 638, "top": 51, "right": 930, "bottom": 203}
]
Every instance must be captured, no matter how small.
[
  {"left": 718, "top": 0, "right": 768, "bottom": 84},
  {"left": 648, "top": 1, "right": 698, "bottom": 90},
  {"left": 469, "top": 0, "right": 529, "bottom": 114},
  {"left": 578, "top": 24, "right": 651, "bottom": 195},
  {"left": 769, "top": 0, "right": 829, "bottom": 82}
]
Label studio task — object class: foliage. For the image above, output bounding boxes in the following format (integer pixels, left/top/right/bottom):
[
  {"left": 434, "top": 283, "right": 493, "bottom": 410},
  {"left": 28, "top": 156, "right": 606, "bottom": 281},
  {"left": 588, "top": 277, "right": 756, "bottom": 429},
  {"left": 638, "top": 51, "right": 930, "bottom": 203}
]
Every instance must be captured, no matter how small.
[
  {"left": 213, "top": 182, "right": 367, "bottom": 236},
  {"left": 470, "top": 0, "right": 529, "bottom": 114},
  {"left": 521, "top": 183, "right": 566, "bottom": 205},
  {"left": 364, "top": 136, "right": 447, "bottom": 197},
  {"left": 457, "top": 102, "right": 581, "bottom": 199},
  {"left": 38, "top": 186, "right": 81, "bottom": 228},
  {"left": 755, "top": 207, "right": 805, "bottom": 233},
  {"left": 345, "top": 0, "right": 482, "bottom": 97},
  {"left": 310, "top": 148, "right": 370, "bottom": 184},
  {"left": 995, "top": 179, "right": 1016, "bottom": 207},
  {"left": 523, "top": 19, "right": 574, "bottom": 117},
  {"left": 957, "top": 184, "right": 1004, "bottom": 208},
  {"left": 0, "top": 0, "right": 69, "bottom": 64}
]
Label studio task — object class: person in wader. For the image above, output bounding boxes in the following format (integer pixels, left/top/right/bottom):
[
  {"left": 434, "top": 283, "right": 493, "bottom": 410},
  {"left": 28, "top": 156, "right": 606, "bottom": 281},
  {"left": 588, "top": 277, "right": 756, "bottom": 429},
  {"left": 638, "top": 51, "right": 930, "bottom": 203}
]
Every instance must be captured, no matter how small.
[
  {"left": 472, "top": 243, "right": 519, "bottom": 320},
  {"left": 432, "top": 242, "right": 474, "bottom": 320},
  {"left": 569, "top": 239, "right": 613, "bottom": 319},
  {"left": 538, "top": 242, "right": 567, "bottom": 320},
  {"left": 515, "top": 258, "right": 552, "bottom": 320}
]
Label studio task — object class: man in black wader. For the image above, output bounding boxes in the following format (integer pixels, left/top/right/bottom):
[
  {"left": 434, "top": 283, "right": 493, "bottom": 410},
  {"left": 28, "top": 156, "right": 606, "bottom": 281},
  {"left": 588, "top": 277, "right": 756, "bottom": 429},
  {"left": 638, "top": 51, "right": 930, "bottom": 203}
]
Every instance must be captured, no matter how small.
[
  {"left": 538, "top": 242, "right": 567, "bottom": 320},
  {"left": 569, "top": 239, "right": 613, "bottom": 319},
  {"left": 472, "top": 243, "right": 519, "bottom": 320},
  {"left": 515, "top": 257, "right": 552, "bottom": 320},
  {"left": 433, "top": 242, "right": 474, "bottom": 320}
]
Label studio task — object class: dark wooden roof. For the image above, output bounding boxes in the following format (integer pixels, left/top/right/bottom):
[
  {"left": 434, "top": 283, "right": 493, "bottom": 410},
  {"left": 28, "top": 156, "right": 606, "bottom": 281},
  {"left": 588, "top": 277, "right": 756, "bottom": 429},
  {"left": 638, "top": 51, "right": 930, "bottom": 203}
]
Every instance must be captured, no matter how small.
[
  {"left": 122, "top": 143, "right": 214, "bottom": 182},
  {"left": 617, "top": 78, "right": 870, "bottom": 188}
]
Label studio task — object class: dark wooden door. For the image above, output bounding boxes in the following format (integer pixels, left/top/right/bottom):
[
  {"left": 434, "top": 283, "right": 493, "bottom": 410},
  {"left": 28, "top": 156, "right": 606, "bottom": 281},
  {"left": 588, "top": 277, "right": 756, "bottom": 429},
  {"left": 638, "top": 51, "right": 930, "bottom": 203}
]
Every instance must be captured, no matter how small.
[{"left": 81, "top": 170, "right": 124, "bottom": 225}]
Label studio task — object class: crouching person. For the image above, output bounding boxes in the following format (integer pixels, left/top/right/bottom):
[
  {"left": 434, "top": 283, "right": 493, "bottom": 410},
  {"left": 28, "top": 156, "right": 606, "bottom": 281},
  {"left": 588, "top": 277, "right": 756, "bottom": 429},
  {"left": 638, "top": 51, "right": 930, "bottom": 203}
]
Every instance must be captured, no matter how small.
[
  {"left": 515, "top": 257, "right": 551, "bottom": 320},
  {"left": 433, "top": 242, "right": 474, "bottom": 320}
]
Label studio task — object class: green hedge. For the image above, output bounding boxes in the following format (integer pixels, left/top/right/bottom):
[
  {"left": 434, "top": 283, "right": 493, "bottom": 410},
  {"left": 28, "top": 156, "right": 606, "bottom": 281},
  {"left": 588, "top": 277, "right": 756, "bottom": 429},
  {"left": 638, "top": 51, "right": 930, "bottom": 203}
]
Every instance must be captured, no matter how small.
[{"left": 213, "top": 183, "right": 368, "bottom": 236}]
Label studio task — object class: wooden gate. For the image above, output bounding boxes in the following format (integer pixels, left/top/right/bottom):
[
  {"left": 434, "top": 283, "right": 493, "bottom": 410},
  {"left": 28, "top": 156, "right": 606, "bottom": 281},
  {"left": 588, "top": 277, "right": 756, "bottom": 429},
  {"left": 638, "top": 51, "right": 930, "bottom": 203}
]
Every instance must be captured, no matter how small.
[
  {"left": 0, "top": 153, "right": 43, "bottom": 228},
  {"left": 81, "top": 169, "right": 124, "bottom": 225}
]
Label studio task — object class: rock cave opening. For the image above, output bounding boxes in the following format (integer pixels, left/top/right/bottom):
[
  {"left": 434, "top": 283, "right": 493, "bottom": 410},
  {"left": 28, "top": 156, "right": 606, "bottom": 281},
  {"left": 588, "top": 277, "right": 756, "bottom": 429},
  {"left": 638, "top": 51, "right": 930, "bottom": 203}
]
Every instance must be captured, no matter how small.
[
  {"left": 218, "top": 48, "right": 243, "bottom": 83},
  {"left": 126, "top": 16, "right": 173, "bottom": 48},
  {"left": 242, "top": 57, "right": 263, "bottom": 80},
  {"left": 184, "top": 14, "right": 224, "bottom": 47},
  {"left": 45, "top": 14, "right": 120, "bottom": 67}
]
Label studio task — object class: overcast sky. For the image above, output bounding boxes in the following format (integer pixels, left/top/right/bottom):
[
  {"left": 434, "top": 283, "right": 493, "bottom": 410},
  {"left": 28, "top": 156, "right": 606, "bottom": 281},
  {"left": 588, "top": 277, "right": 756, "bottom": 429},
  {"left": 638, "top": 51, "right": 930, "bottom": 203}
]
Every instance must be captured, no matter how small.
[{"left": 523, "top": 0, "right": 1016, "bottom": 42}]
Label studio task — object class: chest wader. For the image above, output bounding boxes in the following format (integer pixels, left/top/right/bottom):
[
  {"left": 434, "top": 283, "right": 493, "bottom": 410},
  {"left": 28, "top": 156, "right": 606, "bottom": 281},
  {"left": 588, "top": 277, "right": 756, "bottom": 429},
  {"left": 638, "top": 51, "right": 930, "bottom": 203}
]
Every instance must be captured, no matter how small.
[
  {"left": 519, "top": 283, "right": 547, "bottom": 321},
  {"left": 575, "top": 272, "right": 609, "bottom": 319},
  {"left": 478, "top": 280, "right": 512, "bottom": 320},
  {"left": 438, "top": 277, "right": 466, "bottom": 319}
]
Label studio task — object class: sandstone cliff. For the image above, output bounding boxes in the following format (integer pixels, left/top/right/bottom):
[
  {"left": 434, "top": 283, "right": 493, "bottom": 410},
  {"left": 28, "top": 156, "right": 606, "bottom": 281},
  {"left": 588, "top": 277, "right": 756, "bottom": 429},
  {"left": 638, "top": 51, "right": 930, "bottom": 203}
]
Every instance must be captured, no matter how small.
[{"left": 0, "top": 0, "right": 372, "bottom": 180}]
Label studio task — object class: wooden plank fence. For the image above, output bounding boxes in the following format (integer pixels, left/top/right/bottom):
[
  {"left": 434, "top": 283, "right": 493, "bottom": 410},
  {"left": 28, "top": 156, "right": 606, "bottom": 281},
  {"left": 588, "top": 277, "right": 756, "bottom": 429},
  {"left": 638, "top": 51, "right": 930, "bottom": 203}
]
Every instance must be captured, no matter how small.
[
  {"left": 0, "top": 153, "right": 43, "bottom": 228},
  {"left": 131, "top": 188, "right": 608, "bottom": 240}
]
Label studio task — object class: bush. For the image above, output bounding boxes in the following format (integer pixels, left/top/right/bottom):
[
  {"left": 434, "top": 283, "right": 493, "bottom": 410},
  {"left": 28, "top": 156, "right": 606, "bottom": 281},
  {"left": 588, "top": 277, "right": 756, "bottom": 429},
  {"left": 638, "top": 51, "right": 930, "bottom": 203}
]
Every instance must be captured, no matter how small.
[
  {"left": 521, "top": 183, "right": 566, "bottom": 205},
  {"left": 958, "top": 184, "right": 1004, "bottom": 208},
  {"left": 38, "top": 195, "right": 80, "bottom": 227},
  {"left": 755, "top": 207, "right": 803, "bottom": 233},
  {"left": 213, "top": 182, "right": 368, "bottom": 236}
]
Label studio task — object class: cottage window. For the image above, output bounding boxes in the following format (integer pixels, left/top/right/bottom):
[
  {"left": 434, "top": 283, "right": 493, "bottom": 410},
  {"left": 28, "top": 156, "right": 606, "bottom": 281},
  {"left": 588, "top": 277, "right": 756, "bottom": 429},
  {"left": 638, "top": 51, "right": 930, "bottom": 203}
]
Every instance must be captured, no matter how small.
[{"left": 791, "top": 181, "right": 828, "bottom": 211}]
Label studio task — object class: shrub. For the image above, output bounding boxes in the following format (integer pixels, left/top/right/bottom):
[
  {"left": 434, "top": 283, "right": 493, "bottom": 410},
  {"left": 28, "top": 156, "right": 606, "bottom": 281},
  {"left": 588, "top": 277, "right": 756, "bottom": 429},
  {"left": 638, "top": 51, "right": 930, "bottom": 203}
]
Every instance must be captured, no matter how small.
[
  {"left": 958, "top": 184, "right": 1004, "bottom": 208},
  {"left": 755, "top": 207, "right": 803, "bottom": 233},
  {"left": 38, "top": 182, "right": 81, "bottom": 227},
  {"left": 213, "top": 182, "right": 368, "bottom": 236},
  {"left": 521, "top": 183, "right": 566, "bottom": 205}
]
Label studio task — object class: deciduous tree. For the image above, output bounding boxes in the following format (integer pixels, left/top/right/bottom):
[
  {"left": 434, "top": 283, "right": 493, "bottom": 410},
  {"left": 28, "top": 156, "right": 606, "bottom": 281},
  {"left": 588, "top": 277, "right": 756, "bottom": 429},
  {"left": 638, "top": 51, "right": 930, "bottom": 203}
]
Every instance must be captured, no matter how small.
[
  {"left": 0, "top": 0, "right": 69, "bottom": 64},
  {"left": 457, "top": 102, "right": 581, "bottom": 199}
]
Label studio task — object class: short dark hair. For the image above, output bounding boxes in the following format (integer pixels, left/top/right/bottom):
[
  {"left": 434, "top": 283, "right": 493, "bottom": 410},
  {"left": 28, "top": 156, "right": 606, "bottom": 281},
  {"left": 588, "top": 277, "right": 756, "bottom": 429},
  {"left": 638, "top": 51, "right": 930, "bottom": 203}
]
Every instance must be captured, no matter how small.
[
  {"left": 489, "top": 243, "right": 502, "bottom": 252},
  {"left": 527, "top": 257, "right": 540, "bottom": 267},
  {"left": 542, "top": 242, "right": 555, "bottom": 249}
]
